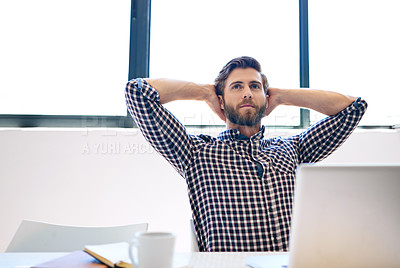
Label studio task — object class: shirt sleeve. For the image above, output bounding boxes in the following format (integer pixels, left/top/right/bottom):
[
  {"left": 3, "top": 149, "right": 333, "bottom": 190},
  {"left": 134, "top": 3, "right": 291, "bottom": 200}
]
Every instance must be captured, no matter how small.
[
  {"left": 293, "top": 98, "right": 368, "bottom": 163},
  {"left": 125, "top": 78, "right": 193, "bottom": 177}
]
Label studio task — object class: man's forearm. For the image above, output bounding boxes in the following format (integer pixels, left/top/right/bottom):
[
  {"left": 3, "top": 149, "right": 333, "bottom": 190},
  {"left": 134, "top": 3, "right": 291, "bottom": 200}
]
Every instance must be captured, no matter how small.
[
  {"left": 145, "top": 78, "right": 209, "bottom": 104},
  {"left": 275, "top": 88, "right": 357, "bottom": 116},
  {"left": 144, "top": 78, "right": 226, "bottom": 121}
]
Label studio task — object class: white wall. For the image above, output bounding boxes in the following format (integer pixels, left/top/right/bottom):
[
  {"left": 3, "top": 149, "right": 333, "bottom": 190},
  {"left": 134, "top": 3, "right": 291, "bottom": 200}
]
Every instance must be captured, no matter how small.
[{"left": 1, "top": 127, "right": 399, "bottom": 252}]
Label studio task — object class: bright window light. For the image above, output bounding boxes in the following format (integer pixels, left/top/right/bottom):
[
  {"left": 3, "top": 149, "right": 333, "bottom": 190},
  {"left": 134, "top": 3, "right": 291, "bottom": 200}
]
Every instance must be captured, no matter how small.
[
  {"left": 150, "top": 0, "right": 300, "bottom": 126},
  {"left": 309, "top": 0, "right": 400, "bottom": 126},
  {"left": 0, "top": 0, "right": 130, "bottom": 116}
]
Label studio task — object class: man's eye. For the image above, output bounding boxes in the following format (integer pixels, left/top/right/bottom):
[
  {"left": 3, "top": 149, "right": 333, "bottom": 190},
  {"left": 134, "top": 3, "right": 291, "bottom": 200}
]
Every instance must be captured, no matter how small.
[
  {"left": 251, "top": 84, "right": 261, "bottom": 89},
  {"left": 232, "top": 84, "right": 241, "bottom": 89}
]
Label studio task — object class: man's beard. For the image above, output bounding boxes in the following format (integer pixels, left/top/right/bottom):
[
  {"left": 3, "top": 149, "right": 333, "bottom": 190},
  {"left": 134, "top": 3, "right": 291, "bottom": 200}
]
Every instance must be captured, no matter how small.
[{"left": 223, "top": 98, "right": 267, "bottom": 127}]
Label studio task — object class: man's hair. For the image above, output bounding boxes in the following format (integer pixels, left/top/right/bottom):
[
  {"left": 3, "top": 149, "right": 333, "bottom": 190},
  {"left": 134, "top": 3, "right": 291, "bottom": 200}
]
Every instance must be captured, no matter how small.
[{"left": 214, "top": 56, "right": 269, "bottom": 96}]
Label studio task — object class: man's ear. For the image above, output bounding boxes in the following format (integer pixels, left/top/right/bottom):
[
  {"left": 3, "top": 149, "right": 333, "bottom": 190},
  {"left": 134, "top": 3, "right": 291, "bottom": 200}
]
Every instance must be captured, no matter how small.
[{"left": 218, "top": 95, "right": 224, "bottom": 111}]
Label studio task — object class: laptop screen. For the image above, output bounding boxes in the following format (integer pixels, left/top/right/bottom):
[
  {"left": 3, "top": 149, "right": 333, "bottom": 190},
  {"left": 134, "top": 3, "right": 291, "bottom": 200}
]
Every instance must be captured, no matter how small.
[{"left": 289, "top": 164, "right": 400, "bottom": 268}]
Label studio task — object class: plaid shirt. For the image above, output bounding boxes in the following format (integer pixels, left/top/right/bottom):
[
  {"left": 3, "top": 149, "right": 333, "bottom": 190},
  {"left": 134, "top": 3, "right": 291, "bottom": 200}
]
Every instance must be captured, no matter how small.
[{"left": 125, "top": 78, "right": 367, "bottom": 252}]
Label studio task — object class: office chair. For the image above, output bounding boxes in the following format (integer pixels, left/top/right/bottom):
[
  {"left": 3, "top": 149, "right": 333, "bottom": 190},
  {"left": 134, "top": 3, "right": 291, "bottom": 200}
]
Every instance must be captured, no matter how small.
[
  {"left": 6, "top": 219, "right": 148, "bottom": 252},
  {"left": 190, "top": 219, "right": 200, "bottom": 252}
]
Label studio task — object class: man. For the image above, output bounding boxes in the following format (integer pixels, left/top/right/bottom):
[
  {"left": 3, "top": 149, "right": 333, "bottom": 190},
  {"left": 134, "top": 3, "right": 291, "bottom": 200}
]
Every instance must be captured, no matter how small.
[{"left": 125, "top": 56, "right": 367, "bottom": 252}]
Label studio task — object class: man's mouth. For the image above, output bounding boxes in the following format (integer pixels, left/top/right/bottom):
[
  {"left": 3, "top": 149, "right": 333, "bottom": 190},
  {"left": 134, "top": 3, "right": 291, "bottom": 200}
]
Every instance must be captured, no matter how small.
[{"left": 240, "top": 103, "right": 255, "bottom": 108}]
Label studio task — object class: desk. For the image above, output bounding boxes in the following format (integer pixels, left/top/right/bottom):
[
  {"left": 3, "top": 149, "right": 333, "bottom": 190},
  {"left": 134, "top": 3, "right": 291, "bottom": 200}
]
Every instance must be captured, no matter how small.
[{"left": 0, "top": 252, "right": 288, "bottom": 268}]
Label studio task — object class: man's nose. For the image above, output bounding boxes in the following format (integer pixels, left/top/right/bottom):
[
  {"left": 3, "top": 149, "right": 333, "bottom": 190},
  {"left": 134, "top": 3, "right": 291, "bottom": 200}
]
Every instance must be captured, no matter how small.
[{"left": 243, "top": 86, "right": 253, "bottom": 99}]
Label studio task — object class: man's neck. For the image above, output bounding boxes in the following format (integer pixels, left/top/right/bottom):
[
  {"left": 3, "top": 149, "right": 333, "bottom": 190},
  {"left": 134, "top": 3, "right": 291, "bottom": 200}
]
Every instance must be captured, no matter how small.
[{"left": 225, "top": 121, "right": 262, "bottom": 138}]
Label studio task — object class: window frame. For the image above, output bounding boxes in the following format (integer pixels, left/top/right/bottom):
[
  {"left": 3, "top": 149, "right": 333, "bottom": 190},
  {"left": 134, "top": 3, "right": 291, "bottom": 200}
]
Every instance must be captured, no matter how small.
[{"left": 0, "top": 0, "right": 394, "bottom": 129}]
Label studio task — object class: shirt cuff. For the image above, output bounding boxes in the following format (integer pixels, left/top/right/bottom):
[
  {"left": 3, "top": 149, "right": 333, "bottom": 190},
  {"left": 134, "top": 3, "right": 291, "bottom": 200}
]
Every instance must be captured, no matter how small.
[
  {"left": 135, "top": 78, "right": 161, "bottom": 103},
  {"left": 339, "top": 97, "right": 368, "bottom": 116}
]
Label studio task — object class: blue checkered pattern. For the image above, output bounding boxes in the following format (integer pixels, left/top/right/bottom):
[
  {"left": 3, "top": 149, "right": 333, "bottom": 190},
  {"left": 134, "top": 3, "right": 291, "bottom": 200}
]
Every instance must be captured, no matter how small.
[{"left": 125, "top": 78, "right": 367, "bottom": 252}]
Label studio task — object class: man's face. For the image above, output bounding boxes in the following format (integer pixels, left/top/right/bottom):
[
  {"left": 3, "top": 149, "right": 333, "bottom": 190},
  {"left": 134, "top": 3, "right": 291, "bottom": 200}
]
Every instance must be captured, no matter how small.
[{"left": 219, "top": 68, "right": 267, "bottom": 126}]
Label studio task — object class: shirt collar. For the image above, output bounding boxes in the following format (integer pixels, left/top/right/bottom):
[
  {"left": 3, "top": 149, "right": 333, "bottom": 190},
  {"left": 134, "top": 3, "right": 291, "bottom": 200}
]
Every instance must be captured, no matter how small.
[{"left": 217, "top": 126, "right": 265, "bottom": 141}]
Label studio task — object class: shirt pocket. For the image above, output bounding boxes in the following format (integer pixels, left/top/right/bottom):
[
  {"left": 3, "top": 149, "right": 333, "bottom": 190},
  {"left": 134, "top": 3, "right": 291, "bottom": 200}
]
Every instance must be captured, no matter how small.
[{"left": 267, "top": 146, "right": 297, "bottom": 175}]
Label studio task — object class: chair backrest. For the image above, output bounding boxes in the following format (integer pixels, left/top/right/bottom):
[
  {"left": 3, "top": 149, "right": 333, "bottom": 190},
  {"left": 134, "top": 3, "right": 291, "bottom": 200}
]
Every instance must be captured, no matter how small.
[
  {"left": 190, "top": 219, "right": 199, "bottom": 252},
  {"left": 6, "top": 220, "right": 148, "bottom": 252}
]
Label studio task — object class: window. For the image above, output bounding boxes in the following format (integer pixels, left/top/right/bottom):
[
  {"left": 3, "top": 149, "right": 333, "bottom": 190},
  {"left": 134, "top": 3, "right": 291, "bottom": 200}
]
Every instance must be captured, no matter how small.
[
  {"left": 308, "top": 0, "right": 400, "bottom": 126},
  {"left": 150, "top": 0, "right": 301, "bottom": 127},
  {"left": 0, "top": 0, "right": 396, "bottom": 128},
  {"left": 0, "top": 0, "right": 131, "bottom": 125}
]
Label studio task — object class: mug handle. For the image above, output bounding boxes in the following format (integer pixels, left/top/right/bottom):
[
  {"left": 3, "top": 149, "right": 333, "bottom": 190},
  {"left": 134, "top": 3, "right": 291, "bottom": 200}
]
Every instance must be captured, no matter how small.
[{"left": 128, "top": 234, "right": 140, "bottom": 268}]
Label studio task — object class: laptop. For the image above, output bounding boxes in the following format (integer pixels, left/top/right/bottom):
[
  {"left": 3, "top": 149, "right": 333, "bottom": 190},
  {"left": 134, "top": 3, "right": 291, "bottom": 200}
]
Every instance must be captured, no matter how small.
[{"left": 247, "top": 164, "right": 400, "bottom": 268}]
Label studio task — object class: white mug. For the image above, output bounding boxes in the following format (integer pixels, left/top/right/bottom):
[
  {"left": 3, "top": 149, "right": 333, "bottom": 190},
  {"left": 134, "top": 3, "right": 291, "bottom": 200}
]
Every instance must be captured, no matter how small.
[{"left": 129, "top": 232, "right": 176, "bottom": 268}]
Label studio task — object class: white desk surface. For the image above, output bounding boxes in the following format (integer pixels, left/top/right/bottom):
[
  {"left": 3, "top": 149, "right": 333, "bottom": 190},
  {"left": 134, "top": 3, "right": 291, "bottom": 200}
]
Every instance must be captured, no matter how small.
[{"left": 0, "top": 252, "right": 288, "bottom": 268}]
